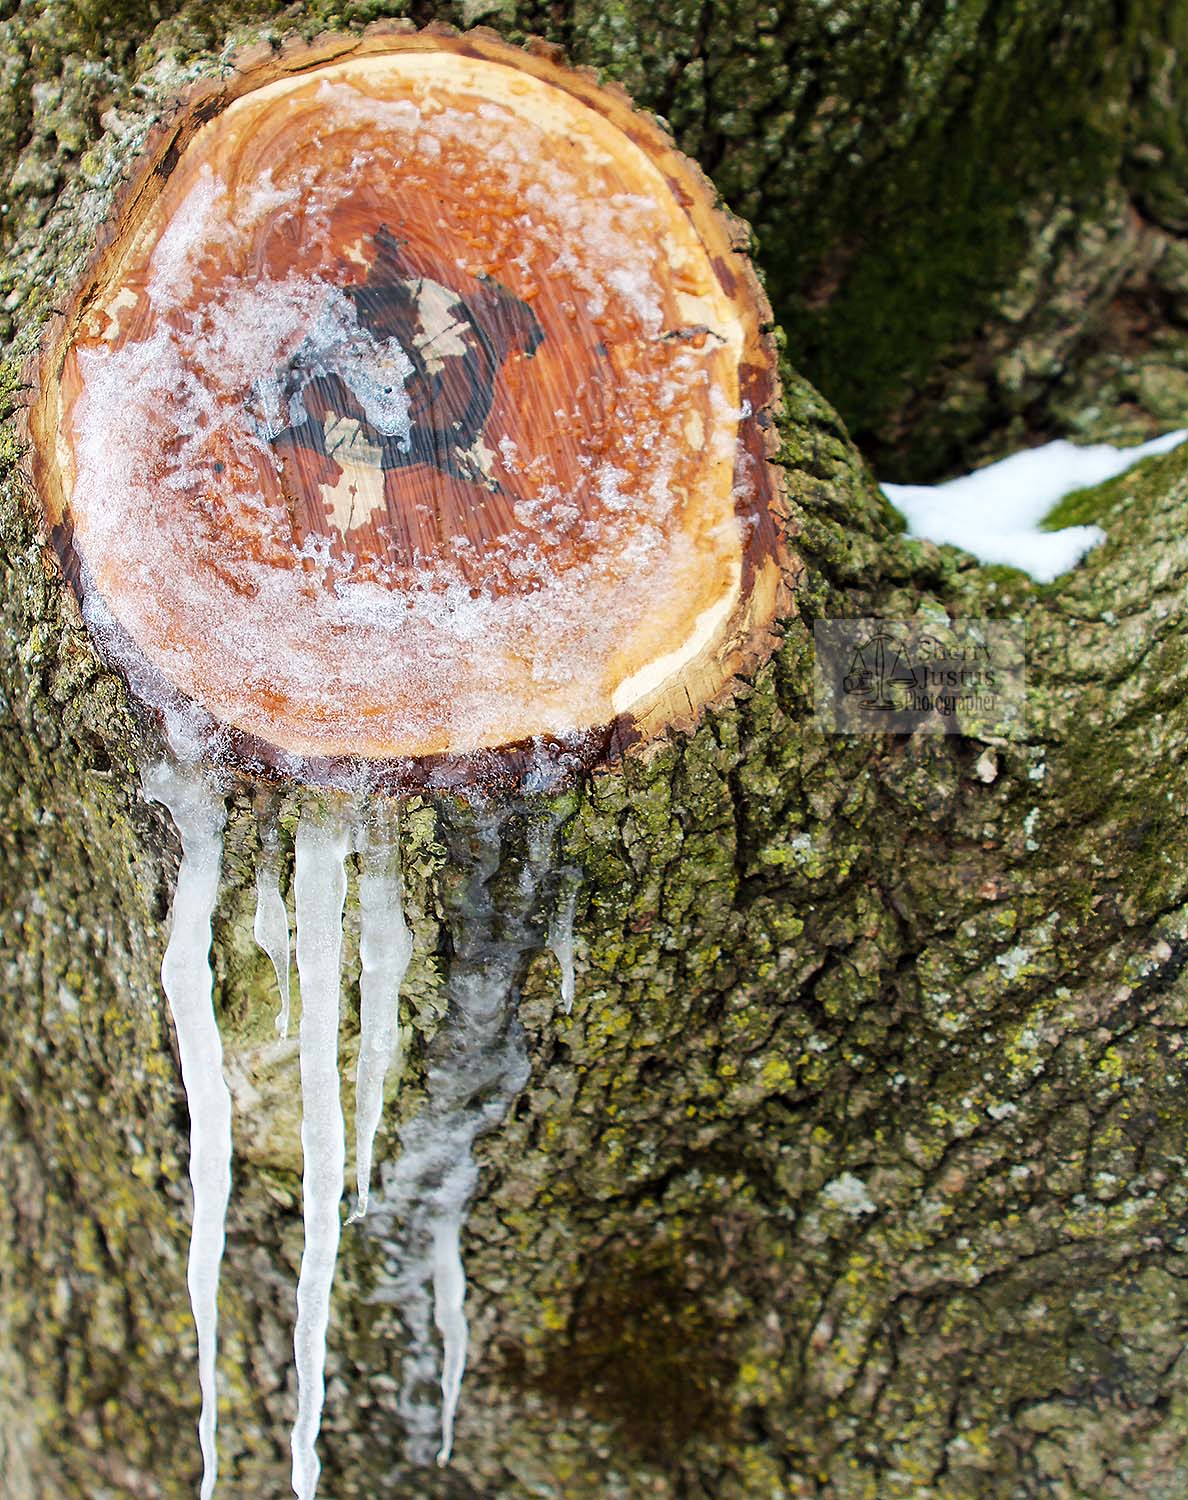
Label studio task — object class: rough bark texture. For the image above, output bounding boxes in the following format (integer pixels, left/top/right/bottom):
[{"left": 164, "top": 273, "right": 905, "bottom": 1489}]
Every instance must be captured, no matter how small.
[
  {"left": 4, "top": 6, "right": 1188, "bottom": 1500},
  {"left": 3, "top": 0, "right": 1187, "bottom": 478}
]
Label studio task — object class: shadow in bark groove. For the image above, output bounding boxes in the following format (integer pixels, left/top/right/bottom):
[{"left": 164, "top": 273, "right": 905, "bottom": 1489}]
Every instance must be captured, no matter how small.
[{"left": 528, "top": 1238, "right": 744, "bottom": 1465}]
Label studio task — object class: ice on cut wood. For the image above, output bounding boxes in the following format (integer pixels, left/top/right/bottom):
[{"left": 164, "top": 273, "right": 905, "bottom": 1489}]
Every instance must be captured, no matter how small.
[
  {"left": 52, "top": 45, "right": 760, "bottom": 762},
  {"left": 290, "top": 811, "right": 350, "bottom": 1500},
  {"left": 143, "top": 762, "right": 230, "bottom": 1500}
]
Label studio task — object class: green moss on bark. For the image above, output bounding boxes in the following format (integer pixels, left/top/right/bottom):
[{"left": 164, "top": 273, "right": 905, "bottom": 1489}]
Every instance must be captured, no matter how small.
[
  {"left": 4, "top": 10, "right": 1188, "bottom": 1500},
  {"left": 4, "top": 2, "right": 1187, "bottom": 475}
]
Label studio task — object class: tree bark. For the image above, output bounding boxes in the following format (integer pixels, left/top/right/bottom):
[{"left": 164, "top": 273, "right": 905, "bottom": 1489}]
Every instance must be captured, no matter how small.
[
  {"left": 4, "top": 7, "right": 1188, "bottom": 1500},
  {"left": 4, "top": 1, "right": 1188, "bottom": 478}
]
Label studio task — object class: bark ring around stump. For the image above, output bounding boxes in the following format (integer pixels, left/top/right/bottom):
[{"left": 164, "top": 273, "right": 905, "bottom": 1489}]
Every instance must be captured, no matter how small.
[{"left": 23, "top": 26, "right": 789, "bottom": 785}]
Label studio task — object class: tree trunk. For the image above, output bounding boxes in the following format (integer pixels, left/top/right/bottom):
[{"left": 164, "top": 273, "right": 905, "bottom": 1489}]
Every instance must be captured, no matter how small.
[
  {"left": 4, "top": 1, "right": 1188, "bottom": 478},
  {"left": 3, "top": 8, "right": 1188, "bottom": 1500}
]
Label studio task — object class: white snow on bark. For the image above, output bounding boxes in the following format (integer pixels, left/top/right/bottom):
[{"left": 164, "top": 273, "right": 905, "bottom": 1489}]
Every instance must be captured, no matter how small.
[
  {"left": 883, "top": 429, "right": 1187, "bottom": 581},
  {"left": 291, "top": 811, "right": 350, "bottom": 1500},
  {"left": 143, "top": 762, "right": 230, "bottom": 1500}
]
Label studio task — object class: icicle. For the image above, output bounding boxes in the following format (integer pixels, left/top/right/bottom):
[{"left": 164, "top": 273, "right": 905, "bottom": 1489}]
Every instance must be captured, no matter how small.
[
  {"left": 548, "top": 882, "right": 578, "bottom": 1014},
  {"left": 348, "top": 808, "right": 413, "bottom": 1223},
  {"left": 527, "top": 812, "right": 579, "bottom": 1014},
  {"left": 253, "top": 840, "right": 292, "bottom": 1038},
  {"left": 367, "top": 808, "right": 533, "bottom": 1467},
  {"left": 143, "top": 762, "right": 229, "bottom": 1500},
  {"left": 431, "top": 1204, "right": 469, "bottom": 1465},
  {"left": 290, "top": 810, "right": 350, "bottom": 1500}
]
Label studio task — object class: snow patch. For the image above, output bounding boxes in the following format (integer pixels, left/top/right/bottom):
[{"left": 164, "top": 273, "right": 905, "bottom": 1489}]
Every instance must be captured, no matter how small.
[{"left": 883, "top": 430, "right": 1188, "bottom": 582}]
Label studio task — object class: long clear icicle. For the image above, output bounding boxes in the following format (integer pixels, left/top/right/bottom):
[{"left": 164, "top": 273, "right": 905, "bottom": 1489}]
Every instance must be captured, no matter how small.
[
  {"left": 143, "top": 762, "right": 229, "bottom": 1500},
  {"left": 291, "top": 811, "right": 350, "bottom": 1500},
  {"left": 254, "top": 842, "right": 292, "bottom": 1038},
  {"left": 349, "top": 812, "right": 413, "bottom": 1223}
]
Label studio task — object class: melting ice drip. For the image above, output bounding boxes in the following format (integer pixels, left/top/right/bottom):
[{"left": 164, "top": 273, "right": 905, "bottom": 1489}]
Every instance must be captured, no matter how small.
[
  {"left": 286, "top": 808, "right": 418, "bottom": 1500},
  {"left": 365, "top": 806, "right": 542, "bottom": 1466},
  {"left": 531, "top": 816, "right": 579, "bottom": 1017},
  {"left": 147, "top": 768, "right": 576, "bottom": 1496}
]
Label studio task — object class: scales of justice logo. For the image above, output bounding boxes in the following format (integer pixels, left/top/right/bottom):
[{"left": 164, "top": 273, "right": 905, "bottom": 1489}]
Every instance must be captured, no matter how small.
[
  {"left": 835, "top": 622, "right": 1008, "bottom": 724},
  {"left": 842, "top": 628, "right": 919, "bottom": 710},
  {"left": 246, "top": 225, "right": 544, "bottom": 550}
]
